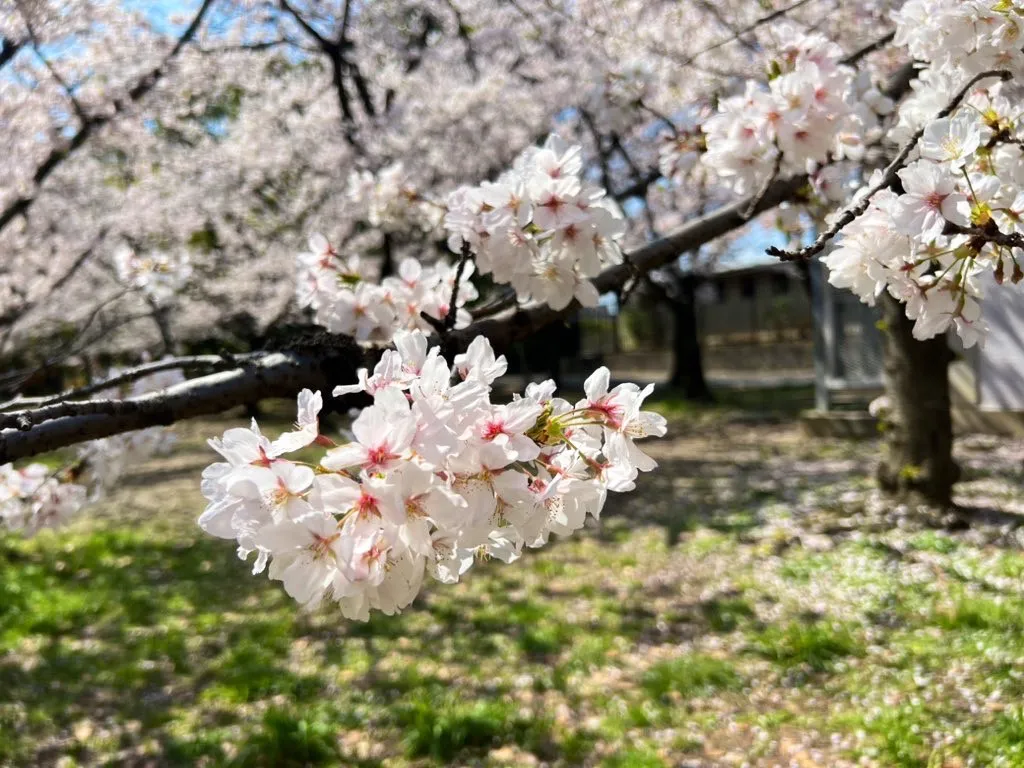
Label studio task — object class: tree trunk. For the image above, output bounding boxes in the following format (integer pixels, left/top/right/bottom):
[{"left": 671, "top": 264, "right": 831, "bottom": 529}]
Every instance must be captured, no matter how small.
[
  {"left": 875, "top": 292, "right": 959, "bottom": 507},
  {"left": 380, "top": 232, "right": 395, "bottom": 279},
  {"left": 669, "top": 275, "right": 714, "bottom": 402}
]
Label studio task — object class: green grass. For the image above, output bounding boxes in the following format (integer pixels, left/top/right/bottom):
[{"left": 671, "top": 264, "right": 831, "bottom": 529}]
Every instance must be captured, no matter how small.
[
  {"left": 601, "top": 747, "right": 668, "bottom": 767},
  {"left": 648, "top": 384, "right": 816, "bottom": 419},
  {"left": 930, "top": 594, "right": 1024, "bottom": 633},
  {"left": 396, "top": 694, "right": 553, "bottom": 761},
  {"left": 3, "top": 406, "right": 1024, "bottom": 765},
  {"left": 641, "top": 655, "right": 742, "bottom": 699},
  {"left": 700, "top": 597, "right": 756, "bottom": 632},
  {"left": 750, "top": 621, "right": 865, "bottom": 672}
]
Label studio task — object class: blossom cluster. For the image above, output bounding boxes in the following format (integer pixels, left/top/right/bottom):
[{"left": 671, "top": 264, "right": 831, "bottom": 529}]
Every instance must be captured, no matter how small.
[
  {"left": 199, "top": 331, "right": 666, "bottom": 619},
  {"left": 657, "top": 110, "right": 708, "bottom": 184},
  {"left": 700, "top": 27, "right": 892, "bottom": 195},
  {"left": 0, "top": 365, "right": 183, "bottom": 534},
  {"left": 112, "top": 246, "right": 193, "bottom": 304},
  {"left": 295, "top": 234, "right": 477, "bottom": 340},
  {"left": 0, "top": 463, "right": 88, "bottom": 535},
  {"left": 346, "top": 163, "right": 441, "bottom": 234},
  {"left": 443, "top": 134, "right": 627, "bottom": 311},
  {"left": 889, "top": 1, "right": 1024, "bottom": 147},
  {"left": 823, "top": 2, "right": 1024, "bottom": 346}
]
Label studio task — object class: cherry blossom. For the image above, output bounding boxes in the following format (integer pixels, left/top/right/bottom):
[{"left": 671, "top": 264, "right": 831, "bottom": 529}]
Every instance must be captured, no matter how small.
[
  {"left": 296, "top": 232, "right": 477, "bottom": 340},
  {"left": 443, "top": 135, "right": 627, "bottom": 311},
  {"left": 200, "top": 333, "right": 666, "bottom": 620},
  {"left": 893, "top": 161, "right": 971, "bottom": 240}
]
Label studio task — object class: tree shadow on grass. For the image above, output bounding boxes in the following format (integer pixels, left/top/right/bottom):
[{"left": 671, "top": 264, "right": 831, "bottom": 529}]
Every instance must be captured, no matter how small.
[
  {"left": 596, "top": 445, "right": 876, "bottom": 548},
  {"left": 0, "top": 528, "right": 333, "bottom": 763},
  {"left": 0, "top": 522, "right": 584, "bottom": 765}
]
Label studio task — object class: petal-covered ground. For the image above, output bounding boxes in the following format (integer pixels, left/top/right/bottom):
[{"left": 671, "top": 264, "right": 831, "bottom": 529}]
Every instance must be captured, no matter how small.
[{"left": 2, "top": 398, "right": 1024, "bottom": 767}]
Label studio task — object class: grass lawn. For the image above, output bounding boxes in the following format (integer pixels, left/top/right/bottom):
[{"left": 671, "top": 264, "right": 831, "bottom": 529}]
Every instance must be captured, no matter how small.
[{"left": 2, "top": 395, "right": 1024, "bottom": 767}]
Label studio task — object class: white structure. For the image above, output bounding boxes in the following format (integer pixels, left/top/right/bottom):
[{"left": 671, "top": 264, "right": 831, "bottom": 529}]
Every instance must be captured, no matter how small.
[
  {"left": 951, "top": 277, "right": 1024, "bottom": 434},
  {"left": 813, "top": 261, "right": 1024, "bottom": 434}
]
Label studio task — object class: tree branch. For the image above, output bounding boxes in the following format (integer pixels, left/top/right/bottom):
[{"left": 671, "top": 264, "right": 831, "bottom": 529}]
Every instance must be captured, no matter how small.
[
  {"left": 443, "top": 0, "right": 479, "bottom": 77},
  {"left": 0, "top": 38, "right": 920, "bottom": 462},
  {"left": 0, "top": 173, "right": 805, "bottom": 461},
  {"left": 842, "top": 30, "right": 896, "bottom": 65},
  {"left": 0, "top": 36, "right": 24, "bottom": 70},
  {"left": 445, "top": 241, "right": 472, "bottom": 332},
  {"left": 0, "top": 345, "right": 366, "bottom": 463},
  {"left": 23, "top": 22, "right": 89, "bottom": 125},
  {"left": 465, "top": 173, "right": 809, "bottom": 329},
  {"left": 0, "top": 227, "right": 107, "bottom": 334},
  {"left": 0, "top": 355, "right": 256, "bottom": 414},
  {"left": 277, "top": 0, "right": 338, "bottom": 54}
]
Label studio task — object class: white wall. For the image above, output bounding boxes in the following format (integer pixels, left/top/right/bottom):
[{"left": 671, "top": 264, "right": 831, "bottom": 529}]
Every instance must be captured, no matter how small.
[{"left": 978, "top": 275, "right": 1024, "bottom": 411}]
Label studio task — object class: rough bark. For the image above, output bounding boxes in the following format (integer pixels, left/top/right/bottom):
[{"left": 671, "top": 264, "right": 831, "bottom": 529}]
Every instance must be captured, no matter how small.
[
  {"left": 0, "top": 333, "right": 367, "bottom": 463},
  {"left": 668, "top": 275, "right": 713, "bottom": 402},
  {"left": 875, "top": 292, "right": 959, "bottom": 507}
]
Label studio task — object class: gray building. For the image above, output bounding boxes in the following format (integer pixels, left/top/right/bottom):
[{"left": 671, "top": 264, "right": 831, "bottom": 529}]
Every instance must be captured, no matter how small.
[{"left": 695, "top": 263, "right": 813, "bottom": 380}]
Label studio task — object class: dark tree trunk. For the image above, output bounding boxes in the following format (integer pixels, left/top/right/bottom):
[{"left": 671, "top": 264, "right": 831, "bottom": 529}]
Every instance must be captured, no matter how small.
[
  {"left": 669, "top": 275, "right": 714, "bottom": 402},
  {"left": 380, "top": 232, "right": 395, "bottom": 279},
  {"left": 875, "top": 292, "right": 959, "bottom": 507}
]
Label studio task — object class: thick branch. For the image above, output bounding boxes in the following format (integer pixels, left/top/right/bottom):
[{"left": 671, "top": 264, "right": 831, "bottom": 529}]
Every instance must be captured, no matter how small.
[
  {"left": 1, "top": 38, "right": 918, "bottom": 461},
  {"left": 0, "top": 36, "right": 24, "bottom": 70},
  {"left": 460, "top": 174, "right": 809, "bottom": 343},
  {"left": 277, "top": 0, "right": 338, "bottom": 54},
  {"left": 0, "top": 354, "right": 255, "bottom": 415},
  {"left": 0, "top": 349, "right": 364, "bottom": 463},
  {"left": 0, "top": 174, "right": 805, "bottom": 460}
]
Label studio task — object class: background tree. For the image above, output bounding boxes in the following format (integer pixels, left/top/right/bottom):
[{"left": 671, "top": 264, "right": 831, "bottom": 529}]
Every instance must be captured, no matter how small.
[{"left": 3, "top": 0, "right": 1022, "bottom": 548}]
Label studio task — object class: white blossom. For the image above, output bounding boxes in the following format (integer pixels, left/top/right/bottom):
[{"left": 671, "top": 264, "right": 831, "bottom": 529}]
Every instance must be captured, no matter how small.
[{"left": 200, "top": 332, "right": 665, "bottom": 619}]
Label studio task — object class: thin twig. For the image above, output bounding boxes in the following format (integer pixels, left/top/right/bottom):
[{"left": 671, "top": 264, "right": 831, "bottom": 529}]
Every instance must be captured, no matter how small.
[
  {"left": 948, "top": 224, "right": 1024, "bottom": 252},
  {"left": 841, "top": 30, "right": 896, "bottom": 66},
  {"left": 636, "top": 100, "right": 678, "bottom": 137},
  {"left": 445, "top": 241, "right": 473, "bottom": 332},
  {"left": 686, "top": 0, "right": 816, "bottom": 64}
]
